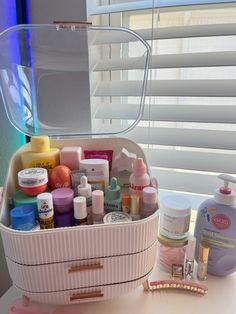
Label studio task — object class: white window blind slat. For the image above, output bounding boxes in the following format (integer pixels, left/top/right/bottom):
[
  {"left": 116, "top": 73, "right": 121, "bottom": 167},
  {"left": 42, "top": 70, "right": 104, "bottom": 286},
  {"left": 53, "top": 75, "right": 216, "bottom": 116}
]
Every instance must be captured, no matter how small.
[
  {"left": 151, "top": 168, "right": 220, "bottom": 195},
  {"left": 127, "top": 126, "right": 236, "bottom": 150},
  {"left": 94, "top": 24, "right": 236, "bottom": 44},
  {"left": 88, "top": 2, "right": 236, "bottom": 195},
  {"left": 95, "top": 51, "right": 236, "bottom": 71},
  {"left": 89, "top": 0, "right": 236, "bottom": 15},
  {"left": 144, "top": 147, "right": 236, "bottom": 173},
  {"left": 96, "top": 103, "right": 236, "bottom": 123},
  {"left": 95, "top": 80, "right": 236, "bottom": 97}
]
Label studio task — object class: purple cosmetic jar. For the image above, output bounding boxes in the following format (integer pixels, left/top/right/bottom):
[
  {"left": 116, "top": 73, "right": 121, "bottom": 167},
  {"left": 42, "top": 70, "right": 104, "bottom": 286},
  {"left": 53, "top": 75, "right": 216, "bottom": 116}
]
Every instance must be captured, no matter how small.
[{"left": 51, "top": 188, "right": 74, "bottom": 214}]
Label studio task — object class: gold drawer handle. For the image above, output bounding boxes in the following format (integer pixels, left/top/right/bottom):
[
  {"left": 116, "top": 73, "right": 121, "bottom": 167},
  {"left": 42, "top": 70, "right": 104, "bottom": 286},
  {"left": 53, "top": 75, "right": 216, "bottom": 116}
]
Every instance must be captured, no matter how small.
[
  {"left": 68, "top": 263, "right": 103, "bottom": 273},
  {"left": 70, "top": 291, "right": 104, "bottom": 301}
]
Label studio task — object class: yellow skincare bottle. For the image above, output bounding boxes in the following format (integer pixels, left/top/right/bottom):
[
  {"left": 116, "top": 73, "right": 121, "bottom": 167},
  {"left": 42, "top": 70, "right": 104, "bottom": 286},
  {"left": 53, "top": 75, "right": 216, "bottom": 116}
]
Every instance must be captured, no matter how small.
[{"left": 21, "top": 136, "right": 60, "bottom": 171}]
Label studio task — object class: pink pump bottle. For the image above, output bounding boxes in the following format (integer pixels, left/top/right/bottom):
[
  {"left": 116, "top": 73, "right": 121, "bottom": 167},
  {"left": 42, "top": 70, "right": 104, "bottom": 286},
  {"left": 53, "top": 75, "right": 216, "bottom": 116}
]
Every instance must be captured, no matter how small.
[{"left": 129, "top": 158, "right": 150, "bottom": 197}]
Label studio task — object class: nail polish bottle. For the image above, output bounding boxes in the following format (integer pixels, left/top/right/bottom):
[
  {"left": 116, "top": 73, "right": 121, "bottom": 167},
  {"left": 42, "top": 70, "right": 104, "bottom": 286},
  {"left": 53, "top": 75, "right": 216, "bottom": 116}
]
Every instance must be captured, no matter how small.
[
  {"left": 104, "top": 177, "right": 122, "bottom": 213},
  {"left": 92, "top": 190, "right": 104, "bottom": 224}
]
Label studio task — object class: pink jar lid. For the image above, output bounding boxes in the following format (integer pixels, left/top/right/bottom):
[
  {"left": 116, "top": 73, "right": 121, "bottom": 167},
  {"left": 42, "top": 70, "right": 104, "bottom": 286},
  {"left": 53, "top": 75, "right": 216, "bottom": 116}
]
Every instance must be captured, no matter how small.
[
  {"left": 51, "top": 188, "right": 74, "bottom": 206},
  {"left": 143, "top": 187, "right": 157, "bottom": 204}
]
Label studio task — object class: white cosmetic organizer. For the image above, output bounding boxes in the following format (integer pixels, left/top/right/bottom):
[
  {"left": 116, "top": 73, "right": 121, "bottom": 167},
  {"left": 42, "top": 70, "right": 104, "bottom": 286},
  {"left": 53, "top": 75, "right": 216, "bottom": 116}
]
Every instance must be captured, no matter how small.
[{"left": 0, "top": 24, "right": 158, "bottom": 304}]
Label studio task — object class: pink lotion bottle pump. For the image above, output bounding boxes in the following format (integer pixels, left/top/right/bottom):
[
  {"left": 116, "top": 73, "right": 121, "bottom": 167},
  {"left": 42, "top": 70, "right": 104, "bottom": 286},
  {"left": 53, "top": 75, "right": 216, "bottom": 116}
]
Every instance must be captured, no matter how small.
[
  {"left": 129, "top": 158, "right": 150, "bottom": 197},
  {"left": 74, "top": 196, "right": 88, "bottom": 225},
  {"left": 141, "top": 186, "right": 158, "bottom": 218},
  {"left": 92, "top": 190, "right": 105, "bottom": 224}
]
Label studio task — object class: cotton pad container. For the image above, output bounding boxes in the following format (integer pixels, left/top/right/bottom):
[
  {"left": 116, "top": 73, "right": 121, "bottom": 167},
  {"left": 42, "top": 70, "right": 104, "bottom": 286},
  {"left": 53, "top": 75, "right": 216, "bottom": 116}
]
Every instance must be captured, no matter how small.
[{"left": 159, "top": 195, "right": 191, "bottom": 239}]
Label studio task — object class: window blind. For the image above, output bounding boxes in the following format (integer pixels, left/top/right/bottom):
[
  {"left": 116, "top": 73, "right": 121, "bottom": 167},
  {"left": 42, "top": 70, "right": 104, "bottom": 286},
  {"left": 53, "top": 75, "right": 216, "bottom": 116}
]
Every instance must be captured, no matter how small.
[{"left": 88, "top": 1, "right": 236, "bottom": 196}]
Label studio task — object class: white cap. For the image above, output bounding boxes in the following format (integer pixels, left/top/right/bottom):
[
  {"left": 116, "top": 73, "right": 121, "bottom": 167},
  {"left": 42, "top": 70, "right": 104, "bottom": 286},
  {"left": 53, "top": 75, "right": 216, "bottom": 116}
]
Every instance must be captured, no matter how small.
[
  {"left": 73, "top": 196, "right": 87, "bottom": 219},
  {"left": 78, "top": 176, "right": 92, "bottom": 198},
  {"left": 37, "top": 193, "right": 54, "bottom": 218},
  {"left": 161, "top": 195, "right": 191, "bottom": 216},
  {"left": 18, "top": 168, "right": 48, "bottom": 187},
  {"left": 186, "top": 235, "right": 196, "bottom": 260}
]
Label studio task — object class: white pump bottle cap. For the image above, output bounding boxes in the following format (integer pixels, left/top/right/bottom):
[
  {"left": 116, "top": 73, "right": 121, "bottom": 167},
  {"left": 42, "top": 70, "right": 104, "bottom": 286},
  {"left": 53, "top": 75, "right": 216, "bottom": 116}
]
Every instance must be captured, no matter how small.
[{"left": 214, "top": 174, "right": 236, "bottom": 205}]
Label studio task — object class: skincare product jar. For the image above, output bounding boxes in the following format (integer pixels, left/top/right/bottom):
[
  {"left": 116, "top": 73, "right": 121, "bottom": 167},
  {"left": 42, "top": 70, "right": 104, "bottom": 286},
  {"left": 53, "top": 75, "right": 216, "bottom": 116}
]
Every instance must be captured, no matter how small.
[
  {"left": 103, "top": 211, "right": 132, "bottom": 224},
  {"left": 10, "top": 205, "right": 37, "bottom": 231},
  {"left": 159, "top": 194, "right": 191, "bottom": 239},
  {"left": 17, "top": 168, "right": 48, "bottom": 196},
  {"left": 157, "top": 234, "right": 188, "bottom": 272},
  {"left": 51, "top": 188, "right": 74, "bottom": 214}
]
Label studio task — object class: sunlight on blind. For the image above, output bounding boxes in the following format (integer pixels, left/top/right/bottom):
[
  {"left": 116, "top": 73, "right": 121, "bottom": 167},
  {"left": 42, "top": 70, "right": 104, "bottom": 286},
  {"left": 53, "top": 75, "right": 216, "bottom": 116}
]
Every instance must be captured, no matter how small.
[{"left": 88, "top": 3, "right": 236, "bottom": 197}]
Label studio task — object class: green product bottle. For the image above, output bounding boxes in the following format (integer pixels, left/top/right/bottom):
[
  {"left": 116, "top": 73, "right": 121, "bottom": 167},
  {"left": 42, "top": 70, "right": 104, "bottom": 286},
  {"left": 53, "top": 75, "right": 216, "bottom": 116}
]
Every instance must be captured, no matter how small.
[{"left": 104, "top": 177, "right": 122, "bottom": 213}]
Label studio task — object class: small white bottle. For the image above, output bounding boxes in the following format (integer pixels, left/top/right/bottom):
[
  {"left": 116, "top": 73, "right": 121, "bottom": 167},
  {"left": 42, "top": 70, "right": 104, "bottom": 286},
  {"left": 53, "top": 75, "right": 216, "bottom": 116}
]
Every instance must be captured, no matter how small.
[
  {"left": 78, "top": 176, "right": 92, "bottom": 223},
  {"left": 92, "top": 190, "right": 105, "bottom": 224},
  {"left": 37, "top": 192, "right": 54, "bottom": 229},
  {"left": 74, "top": 196, "right": 88, "bottom": 225}
]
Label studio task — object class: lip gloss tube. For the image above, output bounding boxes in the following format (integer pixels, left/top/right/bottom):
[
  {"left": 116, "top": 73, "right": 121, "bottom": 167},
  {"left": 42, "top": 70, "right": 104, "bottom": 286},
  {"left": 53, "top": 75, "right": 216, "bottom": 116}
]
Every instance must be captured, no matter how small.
[
  {"left": 197, "top": 244, "right": 210, "bottom": 281},
  {"left": 185, "top": 236, "right": 196, "bottom": 279}
]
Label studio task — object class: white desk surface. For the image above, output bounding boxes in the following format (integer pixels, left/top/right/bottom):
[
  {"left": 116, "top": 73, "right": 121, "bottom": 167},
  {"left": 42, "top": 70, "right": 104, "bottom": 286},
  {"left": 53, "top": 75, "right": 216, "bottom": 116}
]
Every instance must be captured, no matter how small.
[{"left": 1, "top": 263, "right": 236, "bottom": 314}]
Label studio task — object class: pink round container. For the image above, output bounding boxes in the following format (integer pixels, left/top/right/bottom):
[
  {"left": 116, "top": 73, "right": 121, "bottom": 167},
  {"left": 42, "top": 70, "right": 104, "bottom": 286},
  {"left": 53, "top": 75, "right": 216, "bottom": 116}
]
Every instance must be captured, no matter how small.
[
  {"left": 157, "top": 234, "right": 188, "bottom": 272},
  {"left": 51, "top": 188, "right": 74, "bottom": 214}
]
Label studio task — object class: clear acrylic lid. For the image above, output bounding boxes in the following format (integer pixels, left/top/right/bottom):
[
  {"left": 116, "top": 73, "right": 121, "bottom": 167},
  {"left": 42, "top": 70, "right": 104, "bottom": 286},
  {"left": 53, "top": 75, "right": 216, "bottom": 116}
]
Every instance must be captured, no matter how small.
[{"left": 0, "top": 24, "right": 150, "bottom": 137}]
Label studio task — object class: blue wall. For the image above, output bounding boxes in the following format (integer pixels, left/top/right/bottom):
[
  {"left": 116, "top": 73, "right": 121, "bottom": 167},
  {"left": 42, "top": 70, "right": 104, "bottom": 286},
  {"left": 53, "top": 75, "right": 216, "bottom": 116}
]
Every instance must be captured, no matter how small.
[
  {"left": 0, "top": 0, "right": 26, "bottom": 296},
  {"left": 0, "top": 0, "right": 25, "bottom": 186}
]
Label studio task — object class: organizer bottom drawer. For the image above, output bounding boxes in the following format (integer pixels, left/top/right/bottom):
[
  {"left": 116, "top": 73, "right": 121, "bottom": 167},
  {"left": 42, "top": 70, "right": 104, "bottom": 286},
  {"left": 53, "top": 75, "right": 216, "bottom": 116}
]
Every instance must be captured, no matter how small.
[
  {"left": 16, "top": 271, "right": 152, "bottom": 305},
  {"left": 7, "top": 241, "right": 157, "bottom": 292}
]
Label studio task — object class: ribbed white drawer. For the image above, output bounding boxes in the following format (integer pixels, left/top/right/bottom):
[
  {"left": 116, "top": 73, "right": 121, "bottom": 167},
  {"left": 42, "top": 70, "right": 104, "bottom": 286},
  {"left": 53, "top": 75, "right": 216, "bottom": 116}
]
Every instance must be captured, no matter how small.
[
  {"left": 2, "top": 212, "right": 159, "bottom": 265},
  {"left": 7, "top": 241, "right": 157, "bottom": 292},
  {"left": 16, "top": 270, "right": 151, "bottom": 305}
]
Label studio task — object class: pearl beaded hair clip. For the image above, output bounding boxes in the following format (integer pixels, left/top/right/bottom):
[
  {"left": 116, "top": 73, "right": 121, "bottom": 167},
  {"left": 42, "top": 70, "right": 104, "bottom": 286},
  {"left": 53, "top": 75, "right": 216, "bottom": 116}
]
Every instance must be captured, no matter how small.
[
  {"left": 147, "top": 279, "right": 208, "bottom": 295},
  {"left": 143, "top": 264, "right": 208, "bottom": 296}
]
